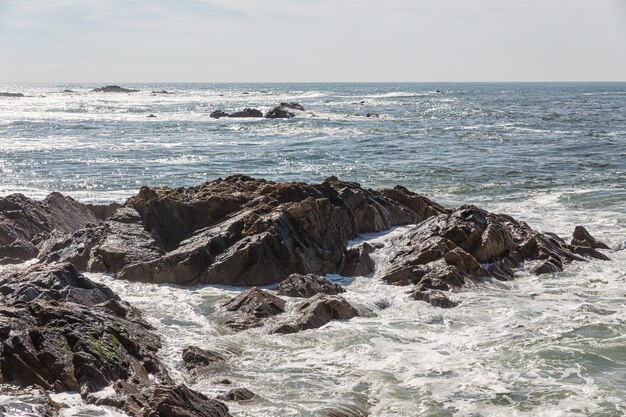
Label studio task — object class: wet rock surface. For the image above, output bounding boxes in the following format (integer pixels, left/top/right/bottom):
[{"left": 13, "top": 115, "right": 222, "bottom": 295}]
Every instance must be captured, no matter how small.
[
  {"left": 42, "top": 176, "right": 438, "bottom": 286},
  {"left": 571, "top": 225, "right": 610, "bottom": 250},
  {"left": 272, "top": 294, "right": 359, "bottom": 334},
  {"left": 228, "top": 108, "right": 263, "bottom": 118},
  {"left": 265, "top": 105, "right": 295, "bottom": 119},
  {"left": 276, "top": 273, "right": 345, "bottom": 298},
  {"left": 182, "top": 346, "right": 227, "bottom": 371},
  {"left": 216, "top": 387, "right": 257, "bottom": 402},
  {"left": 140, "top": 384, "right": 232, "bottom": 417}
]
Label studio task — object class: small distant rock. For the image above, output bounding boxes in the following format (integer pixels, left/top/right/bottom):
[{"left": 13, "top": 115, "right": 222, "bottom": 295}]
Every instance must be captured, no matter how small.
[
  {"left": 265, "top": 106, "right": 295, "bottom": 119},
  {"left": 0, "top": 92, "right": 24, "bottom": 97},
  {"left": 62, "top": 89, "right": 74, "bottom": 93},
  {"left": 228, "top": 108, "right": 263, "bottom": 118},
  {"left": 436, "top": 89, "right": 444, "bottom": 93},
  {"left": 217, "top": 388, "right": 257, "bottom": 402},
  {"left": 151, "top": 90, "right": 171, "bottom": 94},
  {"left": 147, "top": 114, "right": 157, "bottom": 118},
  {"left": 276, "top": 273, "right": 345, "bottom": 298},
  {"left": 91, "top": 85, "right": 139, "bottom": 93},
  {"left": 210, "top": 110, "right": 230, "bottom": 119},
  {"left": 242, "top": 92, "right": 249, "bottom": 95},
  {"left": 280, "top": 102, "right": 305, "bottom": 111},
  {"left": 366, "top": 113, "right": 379, "bottom": 118}
]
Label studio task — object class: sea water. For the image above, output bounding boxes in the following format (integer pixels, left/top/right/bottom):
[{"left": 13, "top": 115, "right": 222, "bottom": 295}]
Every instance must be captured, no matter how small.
[{"left": 0, "top": 83, "right": 624, "bottom": 416}]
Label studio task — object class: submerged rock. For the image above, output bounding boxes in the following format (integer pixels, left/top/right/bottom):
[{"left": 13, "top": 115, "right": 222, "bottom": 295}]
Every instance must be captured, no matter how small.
[
  {"left": 91, "top": 85, "right": 139, "bottom": 93},
  {"left": 276, "top": 273, "right": 345, "bottom": 298},
  {"left": 228, "top": 108, "right": 263, "bottom": 118},
  {"left": 271, "top": 294, "right": 359, "bottom": 334}
]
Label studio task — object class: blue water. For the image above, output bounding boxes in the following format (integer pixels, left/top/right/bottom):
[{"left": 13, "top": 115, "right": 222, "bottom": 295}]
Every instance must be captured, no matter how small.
[{"left": 1, "top": 83, "right": 625, "bottom": 417}]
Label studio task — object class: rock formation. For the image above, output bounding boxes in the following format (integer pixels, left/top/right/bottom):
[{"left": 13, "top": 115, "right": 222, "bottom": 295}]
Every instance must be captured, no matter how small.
[
  {"left": 92, "top": 86, "right": 139, "bottom": 93},
  {"left": 276, "top": 273, "right": 345, "bottom": 297}
]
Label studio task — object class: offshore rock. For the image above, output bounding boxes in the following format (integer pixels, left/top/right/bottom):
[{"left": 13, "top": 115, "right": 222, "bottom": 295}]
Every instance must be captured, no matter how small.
[
  {"left": 92, "top": 85, "right": 139, "bottom": 93},
  {"left": 140, "top": 384, "right": 232, "bottom": 417},
  {"left": 228, "top": 108, "right": 263, "bottom": 118},
  {"left": 210, "top": 110, "right": 230, "bottom": 119},
  {"left": 571, "top": 225, "right": 610, "bottom": 250},
  {"left": 0, "top": 92, "right": 25, "bottom": 97},
  {"left": 276, "top": 273, "right": 345, "bottom": 298},
  {"left": 280, "top": 102, "right": 305, "bottom": 111},
  {"left": 0, "top": 193, "right": 99, "bottom": 264},
  {"left": 49, "top": 176, "right": 436, "bottom": 286},
  {"left": 265, "top": 106, "right": 295, "bottom": 119},
  {"left": 271, "top": 294, "right": 359, "bottom": 334}
]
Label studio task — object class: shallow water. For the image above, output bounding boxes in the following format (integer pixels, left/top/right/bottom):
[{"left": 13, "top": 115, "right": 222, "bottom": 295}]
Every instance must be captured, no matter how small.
[{"left": 0, "top": 82, "right": 625, "bottom": 416}]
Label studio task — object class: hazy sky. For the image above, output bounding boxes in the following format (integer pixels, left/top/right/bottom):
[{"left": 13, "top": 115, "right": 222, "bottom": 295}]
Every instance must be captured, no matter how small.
[{"left": 1, "top": 0, "right": 625, "bottom": 82}]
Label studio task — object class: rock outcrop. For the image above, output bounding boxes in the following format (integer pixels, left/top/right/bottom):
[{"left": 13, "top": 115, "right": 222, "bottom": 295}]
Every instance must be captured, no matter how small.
[
  {"left": 265, "top": 106, "right": 295, "bottom": 119},
  {"left": 571, "top": 225, "right": 610, "bottom": 250},
  {"left": 0, "top": 263, "right": 170, "bottom": 406},
  {"left": 43, "top": 176, "right": 440, "bottom": 286},
  {"left": 280, "top": 102, "right": 305, "bottom": 111},
  {"left": 222, "top": 288, "right": 285, "bottom": 330},
  {"left": 276, "top": 273, "right": 345, "bottom": 298},
  {"left": 216, "top": 387, "right": 257, "bottom": 402},
  {"left": 92, "top": 86, "right": 139, "bottom": 93}
]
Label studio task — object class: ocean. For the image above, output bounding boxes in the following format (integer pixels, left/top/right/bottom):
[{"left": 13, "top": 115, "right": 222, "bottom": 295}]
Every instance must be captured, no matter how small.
[{"left": 0, "top": 82, "right": 625, "bottom": 416}]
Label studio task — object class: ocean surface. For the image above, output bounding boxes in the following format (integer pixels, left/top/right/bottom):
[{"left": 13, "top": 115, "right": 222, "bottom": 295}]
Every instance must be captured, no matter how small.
[{"left": 0, "top": 82, "right": 625, "bottom": 416}]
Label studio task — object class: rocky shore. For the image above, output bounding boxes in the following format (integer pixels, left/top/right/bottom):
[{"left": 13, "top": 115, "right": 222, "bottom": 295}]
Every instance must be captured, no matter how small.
[{"left": 0, "top": 176, "right": 612, "bottom": 416}]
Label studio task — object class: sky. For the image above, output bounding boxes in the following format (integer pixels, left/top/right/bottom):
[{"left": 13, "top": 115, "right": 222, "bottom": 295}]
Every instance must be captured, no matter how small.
[{"left": 0, "top": 0, "right": 625, "bottom": 83}]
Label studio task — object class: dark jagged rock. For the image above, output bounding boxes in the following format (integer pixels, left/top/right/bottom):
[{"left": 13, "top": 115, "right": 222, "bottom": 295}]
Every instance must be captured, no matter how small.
[
  {"left": 271, "top": 294, "right": 359, "bottom": 334},
  {"left": 92, "top": 85, "right": 139, "bottom": 93},
  {"left": 151, "top": 90, "right": 171, "bottom": 94},
  {"left": 571, "top": 226, "right": 610, "bottom": 250},
  {"left": 140, "top": 384, "right": 232, "bottom": 417},
  {"left": 228, "top": 108, "right": 263, "bottom": 118},
  {"left": 265, "top": 106, "right": 295, "bottom": 119},
  {"left": 280, "top": 102, "right": 305, "bottom": 111},
  {"left": 276, "top": 273, "right": 344, "bottom": 298},
  {"left": 216, "top": 387, "right": 257, "bottom": 402},
  {"left": 0, "top": 264, "right": 170, "bottom": 402},
  {"left": 38, "top": 226, "right": 106, "bottom": 271},
  {"left": 0, "top": 192, "right": 100, "bottom": 265},
  {"left": 378, "top": 204, "right": 609, "bottom": 307},
  {"left": 210, "top": 110, "right": 230, "bottom": 119},
  {"left": 50, "top": 176, "right": 434, "bottom": 286},
  {"left": 338, "top": 243, "right": 375, "bottom": 277},
  {"left": 222, "top": 288, "right": 285, "bottom": 318},
  {"left": 147, "top": 114, "right": 157, "bottom": 118},
  {"left": 182, "top": 346, "right": 226, "bottom": 370},
  {"left": 365, "top": 113, "right": 379, "bottom": 118},
  {"left": 0, "top": 92, "right": 24, "bottom": 97}
]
